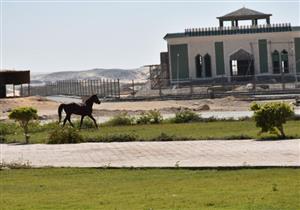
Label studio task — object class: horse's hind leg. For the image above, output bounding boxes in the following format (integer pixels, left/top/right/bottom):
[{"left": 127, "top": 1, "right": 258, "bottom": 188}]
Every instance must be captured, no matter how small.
[
  {"left": 62, "top": 116, "right": 68, "bottom": 127},
  {"left": 67, "top": 114, "right": 74, "bottom": 127}
]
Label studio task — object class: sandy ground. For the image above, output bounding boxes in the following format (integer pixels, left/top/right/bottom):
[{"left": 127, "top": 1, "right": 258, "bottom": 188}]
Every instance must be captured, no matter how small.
[
  {"left": 0, "top": 96, "right": 295, "bottom": 120},
  {"left": 0, "top": 97, "right": 58, "bottom": 120}
]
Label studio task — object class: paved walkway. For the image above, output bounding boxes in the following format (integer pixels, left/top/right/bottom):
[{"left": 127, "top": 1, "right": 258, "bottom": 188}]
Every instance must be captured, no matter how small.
[{"left": 1, "top": 140, "right": 299, "bottom": 168}]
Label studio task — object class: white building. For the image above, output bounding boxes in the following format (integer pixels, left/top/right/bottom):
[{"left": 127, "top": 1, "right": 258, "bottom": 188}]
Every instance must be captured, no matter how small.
[{"left": 163, "top": 7, "right": 300, "bottom": 84}]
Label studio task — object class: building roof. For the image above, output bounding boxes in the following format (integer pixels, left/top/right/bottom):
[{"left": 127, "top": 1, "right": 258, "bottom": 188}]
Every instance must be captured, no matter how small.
[
  {"left": 164, "top": 24, "right": 298, "bottom": 40},
  {"left": 0, "top": 70, "right": 30, "bottom": 85},
  {"left": 217, "top": 7, "right": 272, "bottom": 20}
]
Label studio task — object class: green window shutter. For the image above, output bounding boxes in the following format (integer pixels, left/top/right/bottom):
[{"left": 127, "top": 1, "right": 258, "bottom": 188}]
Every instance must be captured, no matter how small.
[
  {"left": 281, "top": 53, "right": 288, "bottom": 61},
  {"left": 259, "top": 39, "right": 269, "bottom": 73},
  {"left": 170, "top": 44, "right": 189, "bottom": 80},
  {"left": 294, "top": 38, "right": 300, "bottom": 73},
  {"left": 214, "top": 42, "right": 225, "bottom": 75},
  {"left": 272, "top": 52, "right": 279, "bottom": 62}
]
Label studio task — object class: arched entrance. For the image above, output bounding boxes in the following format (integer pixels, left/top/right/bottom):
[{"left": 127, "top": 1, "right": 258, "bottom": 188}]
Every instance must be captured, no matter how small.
[
  {"left": 195, "top": 54, "right": 203, "bottom": 78},
  {"left": 229, "top": 49, "right": 254, "bottom": 81}
]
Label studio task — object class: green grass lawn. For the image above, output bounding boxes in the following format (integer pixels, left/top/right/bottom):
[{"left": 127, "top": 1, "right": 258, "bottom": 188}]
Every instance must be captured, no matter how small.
[
  {"left": 3, "top": 120, "right": 300, "bottom": 143},
  {"left": 1, "top": 168, "right": 299, "bottom": 210}
]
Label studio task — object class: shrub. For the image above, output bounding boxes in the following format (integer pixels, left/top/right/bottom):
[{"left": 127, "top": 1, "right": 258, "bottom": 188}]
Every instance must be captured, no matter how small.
[
  {"left": 0, "top": 122, "right": 19, "bottom": 135},
  {"left": 250, "top": 102, "right": 294, "bottom": 138},
  {"left": 0, "top": 160, "right": 31, "bottom": 169},
  {"left": 171, "top": 109, "right": 201, "bottom": 123},
  {"left": 0, "top": 124, "right": 6, "bottom": 143},
  {"left": 136, "top": 110, "right": 163, "bottom": 124},
  {"left": 0, "top": 121, "right": 22, "bottom": 143},
  {"left": 47, "top": 126, "right": 83, "bottom": 144},
  {"left": 105, "top": 112, "right": 134, "bottom": 126},
  {"left": 8, "top": 107, "right": 38, "bottom": 144}
]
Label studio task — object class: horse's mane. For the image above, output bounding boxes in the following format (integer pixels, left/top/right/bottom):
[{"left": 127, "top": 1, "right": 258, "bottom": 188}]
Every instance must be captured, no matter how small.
[{"left": 84, "top": 95, "right": 96, "bottom": 106}]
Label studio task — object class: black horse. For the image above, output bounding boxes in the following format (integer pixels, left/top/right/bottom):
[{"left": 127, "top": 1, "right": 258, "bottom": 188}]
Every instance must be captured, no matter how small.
[{"left": 58, "top": 94, "right": 101, "bottom": 128}]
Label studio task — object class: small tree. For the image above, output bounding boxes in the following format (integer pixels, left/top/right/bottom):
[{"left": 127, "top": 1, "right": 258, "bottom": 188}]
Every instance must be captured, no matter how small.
[
  {"left": 250, "top": 102, "right": 294, "bottom": 138},
  {"left": 9, "top": 107, "right": 38, "bottom": 143}
]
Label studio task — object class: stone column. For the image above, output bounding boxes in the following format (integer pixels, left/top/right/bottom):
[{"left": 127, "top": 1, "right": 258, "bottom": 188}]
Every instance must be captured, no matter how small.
[
  {"left": 235, "top": 20, "right": 239, "bottom": 27},
  {"left": 219, "top": 20, "right": 223, "bottom": 27}
]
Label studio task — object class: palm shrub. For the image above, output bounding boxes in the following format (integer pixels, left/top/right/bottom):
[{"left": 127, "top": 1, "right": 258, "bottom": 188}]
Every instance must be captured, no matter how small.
[
  {"left": 8, "top": 107, "right": 38, "bottom": 143},
  {"left": 250, "top": 102, "right": 294, "bottom": 138},
  {"left": 136, "top": 110, "right": 163, "bottom": 124}
]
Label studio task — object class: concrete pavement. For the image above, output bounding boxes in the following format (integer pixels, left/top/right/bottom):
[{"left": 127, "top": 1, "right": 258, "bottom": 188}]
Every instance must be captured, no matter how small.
[{"left": 1, "top": 139, "right": 299, "bottom": 168}]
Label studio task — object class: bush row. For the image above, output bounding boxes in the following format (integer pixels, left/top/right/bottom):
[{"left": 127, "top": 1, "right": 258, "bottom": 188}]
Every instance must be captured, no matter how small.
[
  {"left": 1, "top": 102, "right": 297, "bottom": 143},
  {"left": 48, "top": 131, "right": 184, "bottom": 144},
  {"left": 104, "top": 109, "right": 253, "bottom": 126}
]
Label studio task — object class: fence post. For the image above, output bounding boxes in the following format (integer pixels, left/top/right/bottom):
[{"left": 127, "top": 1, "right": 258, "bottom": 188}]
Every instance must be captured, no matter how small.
[
  {"left": 113, "top": 79, "right": 117, "bottom": 98},
  {"left": 90, "top": 80, "right": 93, "bottom": 95},
  {"left": 158, "top": 77, "right": 162, "bottom": 97},
  {"left": 85, "top": 80, "right": 88, "bottom": 96},
  {"left": 132, "top": 80, "right": 135, "bottom": 97},
  {"left": 110, "top": 79, "right": 113, "bottom": 97},
  {"left": 62, "top": 80, "right": 64, "bottom": 95},
  {"left": 95, "top": 80, "right": 98, "bottom": 95},
  {"left": 20, "top": 84, "right": 23, "bottom": 97},
  {"left": 281, "top": 71, "right": 286, "bottom": 90},
  {"left": 117, "top": 79, "right": 120, "bottom": 98},
  {"left": 103, "top": 79, "right": 106, "bottom": 97},
  {"left": 60, "top": 80, "right": 63, "bottom": 95},
  {"left": 78, "top": 80, "right": 80, "bottom": 96},
  {"left": 106, "top": 79, "right": 109, "bottom": 97},
  {"left": 70, "top": 80, "right": 73, "bottom": 95},
  {"left": 99, "top": 79, "right": 103, "bottom": 98},
  {"left": 45, "top": 84, "right": 48, "bottom": 96},
  {"left": 98, "top": 80, "right": 101, "bottom": 96},
  {"left": 89, "top": 80, "right": 92, "bottom": 95},
  {"left": 28, "top": 82, "right": 31, "bottom": 96}
]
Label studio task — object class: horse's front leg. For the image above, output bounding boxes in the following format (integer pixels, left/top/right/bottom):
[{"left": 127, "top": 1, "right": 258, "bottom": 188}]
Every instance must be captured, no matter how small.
[
  {"left": 79, "top": 115, "right": 85, "bottom": 129},
  {"left": 88, "top": 114, "right": 98, "bottom": 128}
]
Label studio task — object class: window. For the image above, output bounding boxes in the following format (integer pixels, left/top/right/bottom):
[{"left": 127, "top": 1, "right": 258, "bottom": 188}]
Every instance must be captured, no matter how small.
[
  {"left": 272, "top": 50, "right": 280, "bottom": 74},
  {"left": 231, "top": 60, "right": 238, "bottom": 76},
  {"left": 195, "top": 54, "right": 203, "bottom": 78},
  {"left": 281, "top": 50, "right": 289, "bottom": 73},
  {"left": 204, "top": 54, "right": 212, "bottom": 77}
]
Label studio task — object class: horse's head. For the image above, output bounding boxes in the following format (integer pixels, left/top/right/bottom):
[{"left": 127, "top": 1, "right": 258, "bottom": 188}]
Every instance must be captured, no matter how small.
[{"left": 91, "top": 94, "right": 101, "bottom": 104}]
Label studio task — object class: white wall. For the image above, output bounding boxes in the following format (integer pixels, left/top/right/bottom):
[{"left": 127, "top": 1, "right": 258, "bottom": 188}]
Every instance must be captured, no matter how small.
[{"left": 166, "top": 30, "right": 300, "bottom": 79}]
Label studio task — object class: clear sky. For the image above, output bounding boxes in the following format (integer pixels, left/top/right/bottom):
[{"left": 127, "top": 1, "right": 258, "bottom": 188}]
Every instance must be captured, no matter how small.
[{"left": 1, "top": 0, "right": 299, "bottom": 73}]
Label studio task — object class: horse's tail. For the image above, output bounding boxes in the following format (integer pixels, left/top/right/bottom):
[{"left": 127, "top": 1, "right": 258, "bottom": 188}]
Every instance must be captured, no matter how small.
[{"left": 58, "top": 104, "right": 65, "bottom": 123}]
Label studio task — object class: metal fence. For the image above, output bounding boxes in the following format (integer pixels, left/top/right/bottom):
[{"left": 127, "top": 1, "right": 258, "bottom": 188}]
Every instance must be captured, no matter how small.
[
  {"left": 135, "top": 74, "right": 300, "bottom": 99},
  {"left": 18, "top": 74, "right": 300, "bottom": 100},
  {"left": 22, "top": 79, "right": 120, "bottom": 98}
]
